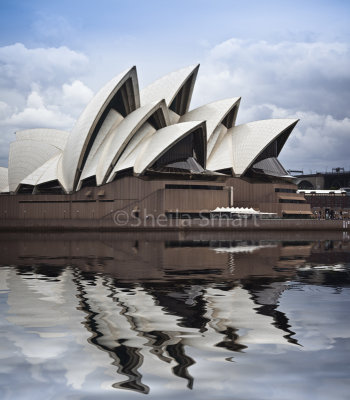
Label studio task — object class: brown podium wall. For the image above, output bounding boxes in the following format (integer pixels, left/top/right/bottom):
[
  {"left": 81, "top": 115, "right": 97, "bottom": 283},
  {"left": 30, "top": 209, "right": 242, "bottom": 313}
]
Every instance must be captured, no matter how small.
[
  {"left": 0, "top": 175, "right": 314, "bottom": 221},
  {"left": 227, "top": 177, "right": 312, "bottom": 217},
  {"left": 0, "top": 175, "right": 230, "bottom": 220}
]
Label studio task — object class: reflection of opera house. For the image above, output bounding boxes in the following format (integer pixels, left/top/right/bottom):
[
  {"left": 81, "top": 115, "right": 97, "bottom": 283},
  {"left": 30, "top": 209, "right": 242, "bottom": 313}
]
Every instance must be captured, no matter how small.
[
  {"left": 1, "top": 236, "right": 348, "bottom": 394},
  {"left": 0, "top": 65, "right": 311, "bottom": 221},
  {"left": 1, "top": 239, "right": 309, "bottom": 393},
  {"left": 1, "top": 266, "right": 295, "bottom": 393}
]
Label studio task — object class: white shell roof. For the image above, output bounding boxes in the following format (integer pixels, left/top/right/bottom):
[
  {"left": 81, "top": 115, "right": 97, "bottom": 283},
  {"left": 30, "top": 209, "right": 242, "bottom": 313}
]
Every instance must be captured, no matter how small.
[
  {"left": 107, "top": 122, "right": 156, "bottom": 182},
  {"left": 230, "top": 119, "right": 298, "bottom": 176},
  {"left": 15, "top": 129, "right": 69, "bottom": 151},
  {"left": 1, "top": 65, "right": 300, "bottom": 194},
  {"left": 76, "top": 155, "right": 97, "bottom": 189},
  {"left": 8, "top": 140, "right": 62, "bottom": 192},
  {"left": 78, "top": 109, "right": 124, "bottom": 186},
  {"left": 82, "top": 109, "right": 124, "bottom": 168},
  {"left": 61, "top": 66, "right": 139, "bottom": 192},
  {"left": 96, "top": 100, "right": 170, "bottom": 185},
  {"left": 206, "top": 132, "right": 233, "bottom": 172},
  {"left": 207, "top": 119, "right": 298, "bottom": 175},
  {"left": 180, "top": 98, "right": 240, "bottom": 140},
  {"left": 168, "top": 109, "right": 181, "bottom": 125},
  {"left": 20, "top": 154, "right": 62, "bottom": 187},
  {"left": 0, "top": 167, "right": 8, "bottom": 192},
  {"left": 140, "top": 64, "right": 199, "bottom": 109},
  {"left": 207, "top": 123, "right": 227, "bottom": 158},
  {"left": 133, "top": 121, "right": 206, "bottom": 174}
]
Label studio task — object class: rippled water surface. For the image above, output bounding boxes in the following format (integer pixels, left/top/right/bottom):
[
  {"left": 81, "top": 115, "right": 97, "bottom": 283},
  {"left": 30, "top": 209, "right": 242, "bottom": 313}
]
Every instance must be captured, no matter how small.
[{"left": 0, "top": 233, "right": 350, "bottom": 400}]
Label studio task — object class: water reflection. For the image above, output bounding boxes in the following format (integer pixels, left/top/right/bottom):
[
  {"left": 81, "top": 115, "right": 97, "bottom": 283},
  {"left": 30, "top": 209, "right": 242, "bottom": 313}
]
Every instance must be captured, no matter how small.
[{"left": 0, "top": 234, "right": 349, "bottom": 399}]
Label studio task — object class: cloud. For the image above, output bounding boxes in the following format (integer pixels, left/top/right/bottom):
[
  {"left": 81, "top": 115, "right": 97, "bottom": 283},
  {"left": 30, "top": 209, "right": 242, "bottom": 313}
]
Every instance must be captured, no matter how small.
[
  {"left": 234, "top": 102, "right": 350, "bottom": 171},
  {"left": 61, "top": 80, "right": 94, "bottom": 113},
  {"left": 0, "top": 101, "right": 11, "bottom": 119},
  {"left": 0, "top": 43, "right": 92, "bottom": 166},
  {"left": 3, "top": 90, "right": 75, "bottom": 129},
  {"left": 195, "top": 39, "right": 350, "bottom": 118},
  {"left": 281, "top": 111, "right": 350, "bottom": 171},
  {"left": 0, "top": 43, "right": 89, "bottom": 91},
  {"left": 192, "top": 38, "right": 350, "bottom": 171}
]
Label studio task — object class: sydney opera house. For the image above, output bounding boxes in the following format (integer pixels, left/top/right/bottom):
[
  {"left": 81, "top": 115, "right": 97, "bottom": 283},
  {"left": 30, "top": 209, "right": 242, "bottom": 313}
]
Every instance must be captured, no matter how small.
[{"left": 0, "top": 64, "right": 311, "bottom": 222}]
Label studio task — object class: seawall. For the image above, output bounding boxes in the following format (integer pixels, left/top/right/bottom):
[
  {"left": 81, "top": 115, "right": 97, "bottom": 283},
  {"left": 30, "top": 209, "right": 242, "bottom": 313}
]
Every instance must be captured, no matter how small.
[{"left": 0, "top": 218, "right": 349, "bottom": 232}]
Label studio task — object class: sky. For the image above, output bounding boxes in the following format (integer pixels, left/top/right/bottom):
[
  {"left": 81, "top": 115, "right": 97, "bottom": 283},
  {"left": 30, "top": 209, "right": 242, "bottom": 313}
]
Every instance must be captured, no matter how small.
[{"left": 0, "top": 0, "right": 349, "bottom": 172}]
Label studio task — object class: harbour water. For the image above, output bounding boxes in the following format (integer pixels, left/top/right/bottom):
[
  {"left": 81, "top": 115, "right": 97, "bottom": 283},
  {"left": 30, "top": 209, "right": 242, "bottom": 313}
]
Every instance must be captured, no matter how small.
[{"left": 0, "top": 233, "right": 349, "bottom": 399}]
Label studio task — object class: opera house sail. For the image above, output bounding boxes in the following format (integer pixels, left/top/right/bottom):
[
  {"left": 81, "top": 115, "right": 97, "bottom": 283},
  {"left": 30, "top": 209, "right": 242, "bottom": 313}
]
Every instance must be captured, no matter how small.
[{"left": 0, "top": 64, "right": 312, "bottom": 221}]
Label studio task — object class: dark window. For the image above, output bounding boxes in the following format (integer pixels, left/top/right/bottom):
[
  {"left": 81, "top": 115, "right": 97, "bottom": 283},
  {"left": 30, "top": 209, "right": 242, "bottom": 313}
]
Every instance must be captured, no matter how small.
[
  {"left": 71, "top": 200, "right": 96, "bottom": 203},
  {"left": 252, "top": 157, "right": 288, "bottom": 178},
  {"left": 17, "top": 185, "right": 34, "bottom": 194},
  {"left": 80, "top": 176, "right": 97, "bottom": 189},
  {"left": 166, "top": 212, "right": 210, "bottom": 219},
  {"left": 279, "top": 199, "right": 306, "bottom": 204},
  {"left": 283, "top": 213, "right": 311, "bottom": 219},
  {"left": 153, "top": 134, "right": 195, "bottom": 168},
  {"left": 151, "top": 156, "right": 205, "bottom": 174},
  {"left": 165, "top": 184, "right": 223, "bottom": 190},
  {"left": 36, "top": 180, "right": 64, "bottom": 195},
  {"left": 275, "top": 188, "right": 297, "bottom": 193},
  {"left": 19, "top": 200, "right": 70, "bottom": 204},
  {"left": 169, "top": 72, "right": 194, "bottom": 116}
]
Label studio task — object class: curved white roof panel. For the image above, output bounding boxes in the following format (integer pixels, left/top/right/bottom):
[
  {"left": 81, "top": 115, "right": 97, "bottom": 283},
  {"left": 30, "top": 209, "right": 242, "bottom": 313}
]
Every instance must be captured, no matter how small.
[
  {"left": 21, "top": 154, "right": 62, "bottom": 187},
  {"left": 206, "top": 132, "right": 233, "bottom": 172},
  {"left": 78, "top": 109, "right": 124, "bottom": 186},
  {"left": 107, "top": 122, "right": 156, "bottom": 182},
  {"left": 61, "top": 66, "right": 140, "bottom": 192},
  {"left": 37, "top": 153, "right": 63, "bottom": 187},
  {"left": 15, "top": 129, "right": 69, "bottom": 151},
  {"left": 207, "top": 119, "right": 298, "bottom": 175},
  {"left": 82, "top": 109, "right": 124, "bottom": 167},
  {"left": 230, "top": 119, "right": 298, "bottom": 176},
  {"left": 207, "top": 123, "right": 227, "bottom": 157},
  {"left": 133, "top": 121, "right": 206, "bottom": 174},
  {"left": 140, "top": 64, "right": 199, "bottom": 115},
  {"left": 180, "top": 97, "right": 241, "bottom": 159},
  {"left": 76, "top": 155, "right": 97, "bottom": 189},
  {"left": 0, "top": 167, "right": 8, "bottom": 192},
  {"left": 168, "top": 109, "right": 181, "bottom": 125},
  {"left": 96, "top": 100, "right": 170, "bottom": 185},
  {"left": 180, "top": 98, "right": 240, "bottom": 140},
  {"left": 8, "top": 140, "right": 62, "bottom": 192}
]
